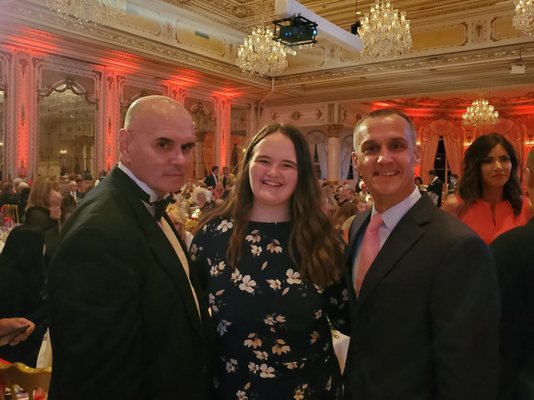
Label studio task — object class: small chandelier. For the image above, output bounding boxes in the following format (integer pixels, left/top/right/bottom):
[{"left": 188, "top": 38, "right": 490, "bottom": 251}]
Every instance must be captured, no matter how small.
[
  {"left": 462, "top": 99, "right": 499, "bottom": 128},
  {"left": 236, "top": 24, "right": 296, "bottom": 77},
  {"left": 47, "top": 0, "right": 127, "bottom": 25},
  {"left": 359, "top": 0, "right": 412, "bottom": 57},
  {"left": 513, "top": 0, "right": 534, "bottom": 35}
]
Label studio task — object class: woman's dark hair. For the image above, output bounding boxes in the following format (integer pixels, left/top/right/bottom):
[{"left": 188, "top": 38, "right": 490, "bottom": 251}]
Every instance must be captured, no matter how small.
[
  {"left": 458, "top": 133, "right": 523, "bottom": 216},
  {"left": 195, "top": 123, "right": 343, "bottom": 287}
]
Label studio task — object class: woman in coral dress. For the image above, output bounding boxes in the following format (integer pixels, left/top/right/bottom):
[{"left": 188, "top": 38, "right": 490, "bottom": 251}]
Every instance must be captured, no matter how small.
[{"left": 443, "top": 133, "right": 531, "bottom": 244}]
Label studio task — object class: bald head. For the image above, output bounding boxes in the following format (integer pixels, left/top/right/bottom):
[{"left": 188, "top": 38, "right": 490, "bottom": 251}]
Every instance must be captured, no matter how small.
[
  {"left": 118, "top": 95, "right": 195, "bottom": 195},
  {"left": 124, "top": 95, "right": 191, "bottom": 134}
]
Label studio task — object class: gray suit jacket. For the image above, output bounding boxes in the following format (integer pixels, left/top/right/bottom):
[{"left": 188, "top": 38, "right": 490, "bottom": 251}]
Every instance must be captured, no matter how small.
[
  {"left": 344, "top": 195, "right": 499, "bottom": 399},
  {"left": 48, "top": 167, "right": 212, "bottom": 400}
]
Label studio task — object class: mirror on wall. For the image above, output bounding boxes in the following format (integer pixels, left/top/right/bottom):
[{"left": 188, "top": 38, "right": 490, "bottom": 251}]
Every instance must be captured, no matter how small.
[
  {"left": 0, "top": 90, "right": 4, "bottom": 180},
  {"left": 187, "top": 100, "right": 216, "bottom": 179},
  {"left": 38, "top": 79, "right": 96, "bottom": 179}
]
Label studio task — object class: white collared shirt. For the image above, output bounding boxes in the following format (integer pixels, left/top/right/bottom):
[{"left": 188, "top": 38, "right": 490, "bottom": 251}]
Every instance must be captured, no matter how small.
[
  {"left": 118, "top": 162, "right": 165, "bottom": 203},
  {"left": 373, "top": 186, "right": 422, "bottom": 249}
]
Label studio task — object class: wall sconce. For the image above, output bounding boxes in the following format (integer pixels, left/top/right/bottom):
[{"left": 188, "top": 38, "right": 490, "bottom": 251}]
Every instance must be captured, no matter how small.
[
  {"left": 526, "top": 135, "right": 534, "bottom": 146},
  {"left": 60, "top": 149, "right": 67, "bottom": 155}
]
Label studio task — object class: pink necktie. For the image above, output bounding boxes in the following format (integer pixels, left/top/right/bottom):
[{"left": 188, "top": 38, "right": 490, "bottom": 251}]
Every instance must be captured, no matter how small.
[{"left": 355, "top": 213, "right": 383, "bottom": 295}]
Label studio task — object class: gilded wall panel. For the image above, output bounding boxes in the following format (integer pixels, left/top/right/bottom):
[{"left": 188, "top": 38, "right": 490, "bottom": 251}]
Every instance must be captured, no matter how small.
[
  {"left": 412, "top": 25, "right": 467, "bottom": 50},
  {"left": 492, "top": 16, "right": 522, "bottom": 40},
  {"left": 176, "top": 23, "right": 225, "bottom": 55}
]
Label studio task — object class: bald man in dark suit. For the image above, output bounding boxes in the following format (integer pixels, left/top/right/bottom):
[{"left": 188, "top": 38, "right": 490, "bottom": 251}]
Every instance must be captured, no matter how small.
[
  {"left": 48, "top": 95, "right": 212, "bottom": 400},
  {"left": 343, "top": 109, "right": 499, "bottom": 400}
]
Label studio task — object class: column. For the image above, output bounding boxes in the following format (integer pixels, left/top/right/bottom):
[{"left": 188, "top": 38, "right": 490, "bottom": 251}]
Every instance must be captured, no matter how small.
[
  {"left": 214, "top": 96, "right": 231, "bottom": 168},
  {"left": 326, "top": 124, "right": 342, "bottom": 184},
  {"left": 13, "top": 52, "right": 33, "bottom": 179},
  {"left": 102, "top": 69, "right": 120, "bottom": 172},
  {"left": 194, "top": 131, "right": 205, "bottom": 179}
]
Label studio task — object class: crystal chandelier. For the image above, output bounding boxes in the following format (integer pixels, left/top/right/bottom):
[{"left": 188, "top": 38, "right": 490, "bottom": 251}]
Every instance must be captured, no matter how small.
[
  {"left": 513, "top": 0, "right": 534, "bottom": 35},
  {"left": 236, "top": 24, "right": 296, "bottom": 77},
  {"left": 359, "top": 0, "right": 412, "bottom": 57},
  {"left": 462, "top": 99, "right": 499, "bottom": 128},
  {"left": 47, "top": 0, "right": 127, "bottom": 25}
]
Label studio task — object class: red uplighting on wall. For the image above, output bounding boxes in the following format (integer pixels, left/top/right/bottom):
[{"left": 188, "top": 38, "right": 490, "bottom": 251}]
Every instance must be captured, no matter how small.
[{"left": 9, "top": 28, "right": 60, "bottom": 53}]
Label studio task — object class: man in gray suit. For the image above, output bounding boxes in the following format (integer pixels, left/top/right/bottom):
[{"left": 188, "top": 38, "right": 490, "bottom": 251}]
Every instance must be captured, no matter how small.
[
  {"left": 344, "top": 109, "right": 499, "bottom": 399},
  {"left": 48, "top": 95, "right": 212, "bottom": 399}
]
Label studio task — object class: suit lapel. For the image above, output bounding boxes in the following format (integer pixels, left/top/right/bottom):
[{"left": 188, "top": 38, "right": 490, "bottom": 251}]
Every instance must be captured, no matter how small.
[
  {"left": 355, "top": 196, "right": 435, "bottom": 310},
  {"left": 110, "top": 169, "right": 204, "bottom": 335}
]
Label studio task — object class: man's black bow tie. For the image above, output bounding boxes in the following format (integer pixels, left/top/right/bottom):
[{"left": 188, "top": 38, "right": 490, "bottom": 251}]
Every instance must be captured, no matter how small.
[{"left": 151, "top": 195, "right": 173, "bottom": 222}]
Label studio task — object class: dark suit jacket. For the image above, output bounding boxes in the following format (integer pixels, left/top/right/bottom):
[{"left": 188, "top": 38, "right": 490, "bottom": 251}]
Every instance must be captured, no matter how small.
[
  {"left": 203, "top": 173, "right": 217, "bottom": 189},
  {"left": 427, "top": 177, "right": 443, "bottom": 207},
  {"left": 491, "top": 218, "right": 534, "bottom": 400},
  {"left": 344, "top": 195, "right": 499, "bottom": 400},
  {"left": 47, "top": 167, "right": 213, "bottom": 400}
]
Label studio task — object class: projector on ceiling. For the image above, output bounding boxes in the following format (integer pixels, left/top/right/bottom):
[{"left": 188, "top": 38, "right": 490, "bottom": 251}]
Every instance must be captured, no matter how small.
[{"left": 510, "top": 63, "right": 526, "bottom": 74}]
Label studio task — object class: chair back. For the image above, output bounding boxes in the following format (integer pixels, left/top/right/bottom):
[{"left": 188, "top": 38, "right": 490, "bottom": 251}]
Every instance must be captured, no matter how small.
[{"left": 0, "top": 362, "right": 51, "bottom": 400}]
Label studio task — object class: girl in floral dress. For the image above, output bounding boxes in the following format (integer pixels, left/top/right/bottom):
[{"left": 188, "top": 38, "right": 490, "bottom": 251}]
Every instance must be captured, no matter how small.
[{"left": 190, "top": 123, "right": 349, "bottom": 400}]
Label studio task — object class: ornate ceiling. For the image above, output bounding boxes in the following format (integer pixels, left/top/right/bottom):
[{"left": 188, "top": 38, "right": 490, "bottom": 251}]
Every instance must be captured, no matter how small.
[{"left": 2, "top": 0, "right": 534, "bottom": 114}]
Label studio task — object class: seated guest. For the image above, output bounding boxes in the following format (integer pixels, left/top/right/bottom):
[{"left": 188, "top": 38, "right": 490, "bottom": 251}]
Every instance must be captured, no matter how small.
[
  {"left": 491, "top": 148, "right": 534, "bottom": 400},
  {"left": 0, "top": 182, "right": 20, "bottom": 207},
  {"left": 192, "top": 186, "right": 214, "bottom": 212},
  {"left": 447, "top": 173, "right": 459, "bottom": 196},
  {"left": 443, "top": 133, "right": 530, "bottom": 244},
  {"left": 0, "top": 226, "right": 46, "bottom": 366}
]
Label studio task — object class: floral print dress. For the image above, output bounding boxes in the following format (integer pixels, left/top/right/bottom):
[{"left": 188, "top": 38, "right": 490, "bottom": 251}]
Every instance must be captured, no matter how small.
[{"left": 190, "top": 217, "right": 350, "bottom": 400}]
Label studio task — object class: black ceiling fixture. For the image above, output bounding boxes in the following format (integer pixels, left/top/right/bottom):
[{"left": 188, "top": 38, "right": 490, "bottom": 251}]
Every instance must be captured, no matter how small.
[
  {"left": 273, "top": 14, "right": 318, "bottom": 47},
  {"left": 351, "top": 20, "right": 361, "bottom": 36}
]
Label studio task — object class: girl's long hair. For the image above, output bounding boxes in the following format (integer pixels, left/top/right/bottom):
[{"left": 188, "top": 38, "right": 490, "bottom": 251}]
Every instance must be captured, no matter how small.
[
  {"left": 458, "top": 133, "right": 523, "bottom": 216},
  {"left": 196, "top": 123, "right": 343, "bottom": 287}
]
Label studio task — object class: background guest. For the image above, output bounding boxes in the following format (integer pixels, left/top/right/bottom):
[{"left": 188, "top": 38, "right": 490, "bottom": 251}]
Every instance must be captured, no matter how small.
[
  {"left": 192, "top": 186, "right": 214, "bottom": 212},
  {"left": 25, "top": 176, "right": 62, "bottom": 232},
  {"left": 0, "top": 182, "right": 19, "bottom": 207},
  {"left": 491, "top": 148, "right": 534, "bottom": 400},
  {"left": 204, "top": 165, "right": 219, "bottom": 189},
  {"left": 443, "top": 133, "right": 530, "bottom": 244},
  {"left": 190, "top": 123, "right": 348, "bottom": 399},
  {"left": 0, "top": 226, "right": 46, "bottom": 366},
  {"left": 447, "top": 173, "right": 459, "bottom": 196},
  {"left": 426, "top": 169, "right": 443, "bottom": 206}
]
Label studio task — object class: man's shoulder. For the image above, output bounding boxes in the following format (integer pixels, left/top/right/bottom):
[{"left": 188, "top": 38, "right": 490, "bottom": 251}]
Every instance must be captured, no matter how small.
[
  {"left": 491, "top": 218, "right": 534, "bottom": 249},
  {"left": 408, "top": 196, "right": 479, "bottom": 241}
]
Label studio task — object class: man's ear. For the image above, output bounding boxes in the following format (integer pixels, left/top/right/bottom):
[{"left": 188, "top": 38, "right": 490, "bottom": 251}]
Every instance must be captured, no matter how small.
[
  {"left": 352, "top": 151, "right": 360, "bottom": 178},
  {"left": 118, "top": 128, "right": 130, "bottom": 163},
  {"left": 414, "top": 143, "right": 421, "bottom": 165},
  {"left": 525, "top": 167, "right": 533, "bottom": 189}
]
